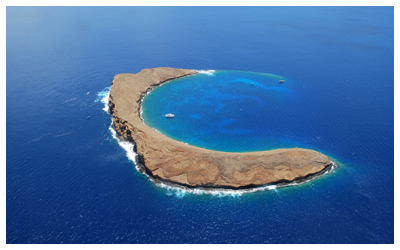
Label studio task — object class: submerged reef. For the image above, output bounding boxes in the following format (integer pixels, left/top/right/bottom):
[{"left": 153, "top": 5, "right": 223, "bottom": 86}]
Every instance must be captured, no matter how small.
[{"left": 108, "top": 67, "right": 332, "bottom": 189}]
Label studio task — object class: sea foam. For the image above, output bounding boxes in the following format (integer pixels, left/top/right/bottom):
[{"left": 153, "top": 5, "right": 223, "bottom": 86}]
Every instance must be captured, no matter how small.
[
  {"left": 196, "top": 69, "right": 215, "bottom": 76},
  {"left": 109, "top": 122, "right": 138, "bottom": 165},
  {"left": 95, "top": 87, "right": 111, "bottom": 112}
]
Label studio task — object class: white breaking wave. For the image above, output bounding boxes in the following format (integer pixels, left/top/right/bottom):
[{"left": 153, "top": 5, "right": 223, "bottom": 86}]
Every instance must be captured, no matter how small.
[
  {"left": 95, "top": 87, "right": 138, "bottom": 166},
  {"left": 196, "top": 70, "right": 215, "bottom": 76},
  {"left": 96, "top": 85, "right": 337, "bottom": 198},
  {"left": 109, "top": 122, "right": 138, "bottom": 166},
  {"left": 95, "top": 87, "right": 111, "bottom": 112}
]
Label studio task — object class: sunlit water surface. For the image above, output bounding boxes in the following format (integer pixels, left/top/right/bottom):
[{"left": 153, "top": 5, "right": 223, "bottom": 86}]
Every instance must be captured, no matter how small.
[{"left": 7, "top": 7, "right": 393, "bottom": 243}]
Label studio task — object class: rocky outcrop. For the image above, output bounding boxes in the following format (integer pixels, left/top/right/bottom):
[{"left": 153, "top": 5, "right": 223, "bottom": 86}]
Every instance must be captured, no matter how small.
[{"left": 108, "top": 67, "right": 332, "bottom": 189}]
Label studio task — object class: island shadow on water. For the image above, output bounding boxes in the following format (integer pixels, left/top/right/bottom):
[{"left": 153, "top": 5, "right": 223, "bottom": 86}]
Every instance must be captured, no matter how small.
[{"left": 101, "top": 67, "right": 337, "bottom": 195}]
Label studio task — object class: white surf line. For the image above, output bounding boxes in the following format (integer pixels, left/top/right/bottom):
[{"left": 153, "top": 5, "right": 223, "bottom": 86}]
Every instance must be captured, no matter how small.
[
  {"left": 109, "top": 121, "right": 138, "bottom": 166},
  {"left": 94, "top": 87, "right": 111, "bottom": 112},
  {"left": 196, "top": 69, "right": 215, "bottom": 75}
]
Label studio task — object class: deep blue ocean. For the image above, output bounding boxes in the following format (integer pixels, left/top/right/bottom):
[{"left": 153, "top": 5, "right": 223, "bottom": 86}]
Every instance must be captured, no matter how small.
[{"left": 7, "top": 7, "right": 393, "bottom": 243}]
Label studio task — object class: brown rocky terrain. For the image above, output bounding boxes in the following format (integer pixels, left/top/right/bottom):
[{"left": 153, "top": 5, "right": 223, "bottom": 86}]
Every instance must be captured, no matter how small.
[{"left": 108, "top": 67, "right": 332, "bottom": 189}]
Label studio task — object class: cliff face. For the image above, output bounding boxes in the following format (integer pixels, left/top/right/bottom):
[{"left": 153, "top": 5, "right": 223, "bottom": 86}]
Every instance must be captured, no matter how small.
[{"left": 108, "top": 67, "right": 332, "bottom": 189}]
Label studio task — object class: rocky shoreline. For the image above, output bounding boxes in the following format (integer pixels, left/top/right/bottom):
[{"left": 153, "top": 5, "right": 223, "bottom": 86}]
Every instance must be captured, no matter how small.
[{"left": 108, "top": 67, "right": 333, "bottom": 189}]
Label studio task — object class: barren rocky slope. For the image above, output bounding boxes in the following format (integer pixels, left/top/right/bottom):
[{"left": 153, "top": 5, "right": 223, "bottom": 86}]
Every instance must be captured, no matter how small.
[{"left": 108, "top": 67, "right": 332, "bottom": 189}]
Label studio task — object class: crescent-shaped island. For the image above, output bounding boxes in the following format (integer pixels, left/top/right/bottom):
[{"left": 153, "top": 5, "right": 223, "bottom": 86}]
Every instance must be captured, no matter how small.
[{"left": 108, "top": 67, "right": 333, "bottom": 189}]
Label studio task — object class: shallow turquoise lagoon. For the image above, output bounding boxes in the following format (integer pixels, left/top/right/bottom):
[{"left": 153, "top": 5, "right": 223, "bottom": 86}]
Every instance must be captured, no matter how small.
[{"left": 142, "top": 70, "right": 322, "bottom": 153}]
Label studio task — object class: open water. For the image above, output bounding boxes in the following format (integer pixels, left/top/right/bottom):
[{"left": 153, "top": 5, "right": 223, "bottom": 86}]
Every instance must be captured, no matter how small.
[{"left": 7, "top": 7, "right": 393, "bottom": 243}]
